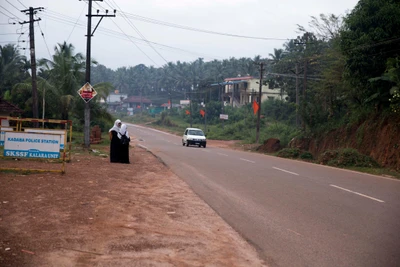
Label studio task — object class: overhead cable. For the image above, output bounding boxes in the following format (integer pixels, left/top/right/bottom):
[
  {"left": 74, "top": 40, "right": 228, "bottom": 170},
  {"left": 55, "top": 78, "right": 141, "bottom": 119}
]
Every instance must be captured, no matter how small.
[{"left": 121, "top": 11, "right": 289, "bottom": 41}]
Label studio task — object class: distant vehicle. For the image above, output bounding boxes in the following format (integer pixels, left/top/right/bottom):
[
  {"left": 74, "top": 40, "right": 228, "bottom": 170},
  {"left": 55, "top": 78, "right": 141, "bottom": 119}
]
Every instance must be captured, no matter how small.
[{"left": 182, "top": 128, "right": 207, "bottom": 148}]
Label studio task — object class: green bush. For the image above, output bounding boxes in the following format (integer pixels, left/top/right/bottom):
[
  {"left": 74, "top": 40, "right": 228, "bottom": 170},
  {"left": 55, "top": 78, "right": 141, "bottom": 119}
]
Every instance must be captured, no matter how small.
[
  {"left": 276, "top": 148, "right": 301, "bottom": 158},
  {"left": 319, "top": 148, "right": 379, "bottom": 168},
  {"left": 300, "top": 151, "right": 313, "bottom": 160},
  {"left": 155, "top": 112, "right": 177, "bottom": 127}
]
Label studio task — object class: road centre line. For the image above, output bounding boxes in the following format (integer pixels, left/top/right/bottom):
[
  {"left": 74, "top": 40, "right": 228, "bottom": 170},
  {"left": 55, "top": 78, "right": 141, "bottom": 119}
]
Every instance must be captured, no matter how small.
[
  {"left": 330, "top": 184, "right": 385, "bottom": 203},
  {"left": 217, "top": 153, "right": 228, "bottom": 157},
  {"left": 287, "top": 228, "right": 302, "bottom": 236},
  {"left": 240, "top": 158, "right": 255, "bottom": 163},
  {"left": 273, "top": 167, "right": 299, "bottom": 176}
]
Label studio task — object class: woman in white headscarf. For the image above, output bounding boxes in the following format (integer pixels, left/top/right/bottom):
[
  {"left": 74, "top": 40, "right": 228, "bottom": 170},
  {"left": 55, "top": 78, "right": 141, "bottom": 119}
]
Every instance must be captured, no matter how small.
[
  {"left": 109, "top": 119, "right": 121, "bottom": 163},
  {"left": 118, "top": 123, "right": 130, "bottom": 164}
]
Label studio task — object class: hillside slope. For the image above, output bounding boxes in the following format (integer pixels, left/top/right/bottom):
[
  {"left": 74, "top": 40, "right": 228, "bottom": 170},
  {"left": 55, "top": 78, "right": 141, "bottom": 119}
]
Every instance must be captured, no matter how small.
[{"left": 308, "top": 115, "right": 400, "bottom": 171}]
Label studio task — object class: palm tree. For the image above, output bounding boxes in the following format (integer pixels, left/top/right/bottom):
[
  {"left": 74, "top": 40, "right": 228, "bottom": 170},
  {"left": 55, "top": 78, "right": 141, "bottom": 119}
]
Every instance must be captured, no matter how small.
[
  {"left": 38, "top": 42, "right": 86, "bottom": 120},
  {"left": 269, "top": 48, "right": 285, "bottom": 64},
  {"left": 0, "top": 44, "right": 29, "bottom": 97}
]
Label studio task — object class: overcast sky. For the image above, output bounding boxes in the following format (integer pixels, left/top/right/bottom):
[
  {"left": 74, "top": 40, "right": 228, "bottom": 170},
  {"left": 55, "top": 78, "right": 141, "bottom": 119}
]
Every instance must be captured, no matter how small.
[{"left": 1, "top": 0, "right": 359, "bottom": 70}]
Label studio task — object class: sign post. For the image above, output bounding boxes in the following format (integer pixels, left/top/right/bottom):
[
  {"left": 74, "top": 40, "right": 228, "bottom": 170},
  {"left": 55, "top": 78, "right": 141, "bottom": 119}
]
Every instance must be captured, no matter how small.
[
  {"left": 77, "top": 82, "right": 97, "bottom": 103},
  {"left": 220, "top": 114, "right": 228, "bottom": 129},
  {"left": 4, "top": 132, "right": 61, "bottom": 159},
  {"left": 78, "top": 82, "right": 97, "bottom": 148}
]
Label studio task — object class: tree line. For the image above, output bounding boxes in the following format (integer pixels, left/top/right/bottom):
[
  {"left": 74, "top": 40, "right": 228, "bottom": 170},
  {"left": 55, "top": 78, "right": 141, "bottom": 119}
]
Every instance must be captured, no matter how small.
[{"left": 0, "top": 0, "right": 399, "bottom": 132}]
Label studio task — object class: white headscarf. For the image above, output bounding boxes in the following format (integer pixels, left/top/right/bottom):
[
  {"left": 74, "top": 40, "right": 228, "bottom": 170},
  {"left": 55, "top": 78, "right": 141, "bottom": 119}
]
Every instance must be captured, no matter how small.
[
  {"left": 118, "top": 124, "right": 129, "bottom": 138},
  {"left": 109, "top": 119, "right": 121, "bottom": 132}
]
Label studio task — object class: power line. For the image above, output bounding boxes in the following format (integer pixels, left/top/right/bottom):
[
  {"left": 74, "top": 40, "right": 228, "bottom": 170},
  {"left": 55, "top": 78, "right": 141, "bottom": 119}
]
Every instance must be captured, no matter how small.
[
  {"left": 35, "top": 17, "right": 52, "bottom": 59},
  {"left": 87, "top": 2, "right": 159, "bottom": 67},
  {"left": 106, "top": 0, "right": 169, "bottom": 64},
  {"left": 5, "top": 0, "right": 22, "bottom": 13},
  {"left": 17, "top": 0, "right": 27, "bottom": 9},
  {"left": 0, "top": 6, "right": 22, "bottom": 21},
  {"left": 121, "top": 11, "right": 290, "bottom": 41},
  {"left": 66, "top": 4, "right": 87, "bottom": 42},
  {"left": 41, "top": 10, "right": 220, "bottom": 60},
  {"left": 103, "top": 1, "right": 206, "bottom": 86},
  {"left": 344, "top": 36, "right": 400, "bottom": 52},
  {"left": 109, "top": 18, "right": 159, "bottom": 66},
  {"left": 267, "top": 72, "right": 323, "bottom": 81}
]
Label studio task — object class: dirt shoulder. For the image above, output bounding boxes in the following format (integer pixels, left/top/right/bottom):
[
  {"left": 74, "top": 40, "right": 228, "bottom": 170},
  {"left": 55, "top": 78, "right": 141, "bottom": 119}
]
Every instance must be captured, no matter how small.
[{"left": 0, "top": 139, "right": 266, "bottom": 266}]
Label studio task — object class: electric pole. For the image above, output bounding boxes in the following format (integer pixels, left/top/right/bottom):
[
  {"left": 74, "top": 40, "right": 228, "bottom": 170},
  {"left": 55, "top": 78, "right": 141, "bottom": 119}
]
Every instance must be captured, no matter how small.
[
  {"left": 295, "top": 63, "right": 299, "bottom": 127},
  {"left": 140, "top": 89, "right": 143, "bottom": 117},
  {"left": 303, "top": 56, "right": 308, "bottom": 132},
  {"left": 295, "top": 32, "right": 311, "bottom": 132},
  {"left": 255, "top": 62, "right": 264, "bottom": 144},
  {"left": 20, "top": 7, "right": 43, "bottom": 126},
  {"left": 221, "top": 83, "right": 225, "bottom": 129},
  {"left": 189, "top": 93, "right": 193, "bottom": 127},
  {"left": 83, "top": 0, "right": 115, "bottom": 147}
]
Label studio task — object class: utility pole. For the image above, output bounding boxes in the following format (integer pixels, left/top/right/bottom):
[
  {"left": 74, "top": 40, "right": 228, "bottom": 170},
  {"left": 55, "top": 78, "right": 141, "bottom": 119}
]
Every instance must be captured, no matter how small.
[
  {"left": 303, "top": 57, "right": 308, "bottom": 132},
  {"left": 221, "top": 83, "right": 225, "bottom": 129},
  {"left": 295, "top": 63, "right": 299, "bottom": 127},
  {"left": 140, "top": 89, "right": 143, "bottom": 117},
  {"left": 295, "top": 32, "right": 310, "bottom": 132},
  {"left": 231, "top": 83, "right": 234, "bottom": 107},
  {"left": 204, "top": 88, "right": 208, "bottom": 133},
  {"left": 255, "top": 62, "right": 264, "bottom": 144},
  {"left": 189, "top": 93, "right": 193, "bottom": 127},
  {"left": 20, "top": 7, "right": 43, "bottom": 126},
  {"left": 169, "top": 91, "right": 172, "bottom": 112},
  {"left": 83, "top": 0, "right": 115, "bottom": 147}
]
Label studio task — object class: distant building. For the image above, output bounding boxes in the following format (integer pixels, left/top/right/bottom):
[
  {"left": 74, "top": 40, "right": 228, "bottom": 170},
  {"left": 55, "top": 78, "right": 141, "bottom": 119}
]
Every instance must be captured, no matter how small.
[
  {"left": 0, "top": 97, "right": 23, "bottom": 119},
  {"left": 123, "top": 96, "right": 152, "bottom": 115},
  {"left": 223, "top": 76, "right": 287, "bottom": 107},
  {"left": 100, "top": 93, "right": 127, "bottom": 112}
]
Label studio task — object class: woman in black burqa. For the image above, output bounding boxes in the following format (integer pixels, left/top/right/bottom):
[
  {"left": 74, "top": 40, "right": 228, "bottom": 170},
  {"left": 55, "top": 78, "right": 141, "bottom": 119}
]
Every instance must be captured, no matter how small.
[
  {"left": 118, "top": 124, "right": 130, "bottom": 164},
  {"left": 109, "top": 119, "right": 121, "bottom": 163}
]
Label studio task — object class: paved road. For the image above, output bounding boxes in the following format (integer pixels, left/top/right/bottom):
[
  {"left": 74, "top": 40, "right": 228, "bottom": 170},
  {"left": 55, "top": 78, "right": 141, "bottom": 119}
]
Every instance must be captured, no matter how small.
[{"left": 127, "top": 123, "right": 400, "bottom": 267}]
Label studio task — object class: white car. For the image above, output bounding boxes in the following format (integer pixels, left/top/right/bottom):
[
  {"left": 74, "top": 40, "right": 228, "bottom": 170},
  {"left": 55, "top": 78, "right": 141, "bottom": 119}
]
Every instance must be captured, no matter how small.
[{"left": 182, "top": 128, "right": 207, "bottom": 148}]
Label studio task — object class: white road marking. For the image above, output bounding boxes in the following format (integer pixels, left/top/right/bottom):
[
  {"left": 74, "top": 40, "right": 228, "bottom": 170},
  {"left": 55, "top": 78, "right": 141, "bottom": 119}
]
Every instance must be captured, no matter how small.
[
  {"left": 287, "top": 229, "right": 302, "bottom": 236},
  {"left": 273, "top": 167, "right": 299, "bottom": 176},
  {"left": 330, "top": 184, "right": 385, "bottom": 203},
  {"left": 240, "top": 158, "right": 255, "bottom": 163},
  {"left": 138, "top": 144, "right": 149, "bottom": 150},
  {"left": 127, "top": 124, "right": 176, "bottom": 137},
  {"left": 174, "top": 143, "right": 179, "bottom": 146},
  {"left": 201, "top": 149, "right": 210, "bottom": 152},
  {"left": 217, "top": 153, "right": 228, "bottom": 157}
]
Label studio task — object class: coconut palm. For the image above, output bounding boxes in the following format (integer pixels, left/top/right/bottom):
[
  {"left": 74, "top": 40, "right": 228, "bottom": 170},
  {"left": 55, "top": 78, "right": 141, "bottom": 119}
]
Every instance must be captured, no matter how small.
[
  {"left": 0, "top": 44, "right": 29, "bottom": 97},
  {"left": 37, "top": 42, "right": 86, "bottom": 120},
  {"left": 269, "top": 48, "right": 285, "bottom": 65}
]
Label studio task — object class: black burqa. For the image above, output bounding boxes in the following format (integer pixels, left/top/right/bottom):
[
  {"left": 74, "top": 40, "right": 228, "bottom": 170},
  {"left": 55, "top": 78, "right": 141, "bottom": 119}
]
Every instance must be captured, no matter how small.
[
  {"left": 109, "top": 119, "right": 121, "bottom": 163},
  {"left": 118, "top": 124, "right": 130, "bottom": 164}
]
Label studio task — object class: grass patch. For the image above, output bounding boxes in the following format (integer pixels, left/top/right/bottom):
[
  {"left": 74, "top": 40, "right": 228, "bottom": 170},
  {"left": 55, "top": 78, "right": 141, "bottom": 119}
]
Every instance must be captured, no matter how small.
[
  {"left": 319, "top": 148, "right": 379, "bottom": 168},
  {"left": 300, "top": 151, "right": 313, "bottom": 160},
  {"left": 345, "top": 167, "right": 400, "bottom": 179},
  {"left": 276, "top": 148, "right": 301, "bottom": 159}
]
